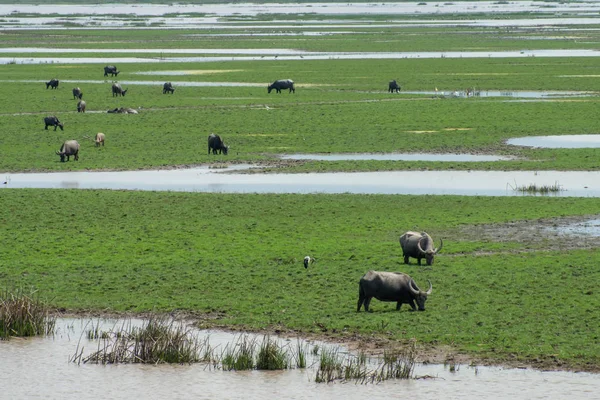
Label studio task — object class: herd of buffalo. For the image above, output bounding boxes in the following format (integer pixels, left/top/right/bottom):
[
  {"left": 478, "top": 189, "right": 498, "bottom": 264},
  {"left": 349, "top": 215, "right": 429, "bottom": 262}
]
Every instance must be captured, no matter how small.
[{"left": 44, "top": 68, "right": 426, "bottom": 314}]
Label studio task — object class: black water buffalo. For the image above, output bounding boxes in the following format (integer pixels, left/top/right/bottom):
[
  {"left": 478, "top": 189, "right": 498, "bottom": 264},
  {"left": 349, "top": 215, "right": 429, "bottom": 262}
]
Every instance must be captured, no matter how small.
[
  {"left": 268, "top": 79, "right": 295, "bottom": 94},
  {"left": 72, "top": 87, "right": 83, "bottom": 99},
  {"left": 399, "top": 231, "right": 443, "bottom": 266},
  {"left": 163, "top": 82, "right": 175, "bottom": 94},
  {"left": 56, "top": 140, "right": 80, "bottom": 162},
  {"left": 208, "top": 133, "right": 229, "bottom": 155},
  {"left": 95, "top": 132, "right": 105, "bottom": 147},
  {"left": 111, "top": 83, "right": 128, "bottom": 97},
  {"left": 46, "top": 79, "right": 59, "bottom": 89},
  {"left": 44, "top": 116, "right": 64, "bottom": 131},
  {"left": 107, "top": 107, "right": 137, "bottom": 114},
  {"left": 388, "top": 80, "right": 401, "bottom": 93},
  {"left": 104, "top": 65, "right": 120, "bottom": 77},
  {"left": 77, "top": 100, "right": 86, "bottom": 113},
  {"left": 357, "top": 270, "right": 432, "bottom": 312}
]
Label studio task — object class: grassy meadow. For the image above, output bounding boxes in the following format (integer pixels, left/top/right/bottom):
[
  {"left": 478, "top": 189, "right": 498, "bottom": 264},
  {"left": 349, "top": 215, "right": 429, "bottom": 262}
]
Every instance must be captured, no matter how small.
[{"left": 1, "top": 6, "right": 600, "bottom": 371}]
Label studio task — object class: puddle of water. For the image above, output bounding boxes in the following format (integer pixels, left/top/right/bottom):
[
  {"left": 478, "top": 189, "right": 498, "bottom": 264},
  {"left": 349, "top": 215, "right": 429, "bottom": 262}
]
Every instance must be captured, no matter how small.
[
  {"left": 407, "top": 90, "right": 595, "bottom": 99},
  {"left": 507, "top": 135, "right": 600, "bottom": 148},
  {"left": 1, "top": 317, "right": 599, "bottom": 399},
  {"left": 279, "top": 153, "right": 514, "bottom": 162},
  {"left": 2, "top": 169, "right": 600, "bottom": 198},
  {"left": 549, "top": 219, "right": 600, "bottom": 236}
]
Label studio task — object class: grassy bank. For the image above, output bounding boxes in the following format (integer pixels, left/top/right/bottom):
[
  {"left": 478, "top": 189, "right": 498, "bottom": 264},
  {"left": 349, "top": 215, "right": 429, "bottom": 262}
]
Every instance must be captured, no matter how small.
[{"left": 1, "top": 189, "right": 599, "bottom": 370}]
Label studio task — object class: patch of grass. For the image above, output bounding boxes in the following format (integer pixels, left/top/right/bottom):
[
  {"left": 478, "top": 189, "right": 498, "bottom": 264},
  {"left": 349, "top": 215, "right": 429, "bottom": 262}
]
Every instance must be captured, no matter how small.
[
  {"left": 0, "top": 288, "right": 55, "bottom": 339},
  {"left": 256, "top": 336, "right": 290, "bottom": 370},
  {"left": 508, "top": 180, "right": 565, "bottom": 194},
  {"left": 221, "top": 335, "right": 256, "bottom": 371}
]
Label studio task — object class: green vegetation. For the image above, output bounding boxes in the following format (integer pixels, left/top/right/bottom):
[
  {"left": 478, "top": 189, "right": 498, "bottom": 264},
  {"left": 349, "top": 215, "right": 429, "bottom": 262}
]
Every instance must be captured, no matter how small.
[{"left": 0, "top": 288, "right": 56, "bottom": 339}]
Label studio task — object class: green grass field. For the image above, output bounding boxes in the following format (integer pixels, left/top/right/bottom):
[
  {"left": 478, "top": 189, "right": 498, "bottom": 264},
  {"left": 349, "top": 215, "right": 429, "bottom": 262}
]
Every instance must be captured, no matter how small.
[{"left": 1, "top": 5, "right": 600, "bottom": 371}]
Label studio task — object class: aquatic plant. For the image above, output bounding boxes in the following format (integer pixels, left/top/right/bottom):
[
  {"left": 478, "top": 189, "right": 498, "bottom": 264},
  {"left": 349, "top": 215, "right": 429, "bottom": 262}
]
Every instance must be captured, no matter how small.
[
  {"left": 256, "top": 336, "right": 289, "bottom": 370},
  {"left": 507, "top": 180, "right": 565, "bottom": 194},
  {"left": 221, "top": 335, "right": 256, "bottom": 370},
  {"left": 0, "top": 288, "right": 55, "bottom": 339}
]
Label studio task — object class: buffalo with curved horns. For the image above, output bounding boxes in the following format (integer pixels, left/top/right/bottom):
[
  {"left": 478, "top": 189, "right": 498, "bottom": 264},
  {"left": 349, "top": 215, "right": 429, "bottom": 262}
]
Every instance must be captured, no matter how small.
[
  {"left": 104, "top": 65, "right": 120, "bottom": 77},
  {"left": 46, "top": 79, "right": 59, "bottom": 89},
  {"left": 44, "top": 116, "right": 64, "bottom": 131},
  {"left": 163, "top": 82, "right": 175, "bottom": 94},
  {"left": 399, "top": 231, "right": 443, "bottom": 266},
  {"left": 268, "top": 79, "right": 295, "bottom": 94},
  {"left": 357, "top": 270, "right": 432, "bottom": 312},
  {"left": 77, "top": 100, "right": 86, "bottom": 113},
  {"left": 56, "top": 140, "right": 79, "bottom": 162},
  {"left": 388, "top": 80, "right": 401, "bottom": 93}
]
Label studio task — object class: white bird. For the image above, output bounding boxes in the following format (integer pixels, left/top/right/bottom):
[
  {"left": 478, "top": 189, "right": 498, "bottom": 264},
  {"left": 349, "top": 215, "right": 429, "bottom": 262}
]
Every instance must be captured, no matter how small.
[{"left": 303, "top": 256, "right": 314, "bottom": 269}]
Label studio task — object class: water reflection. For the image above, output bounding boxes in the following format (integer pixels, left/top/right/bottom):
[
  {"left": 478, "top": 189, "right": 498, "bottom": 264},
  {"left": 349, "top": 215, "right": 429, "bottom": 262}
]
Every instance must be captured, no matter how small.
[
  {"left": 279, "top": 153, "right": 514, "bottom": 162},
  {"left": 0, "top": 318, "right": 598, "bottom": 399},
  {"left": 549, "top": 219, "right": 600, "bottom": 236},
  {"left": 2, "top": 169, "right": 600, "bottom": 197},
  {"left": 507, "top": 135, "right": 600, "bottom": 148}
]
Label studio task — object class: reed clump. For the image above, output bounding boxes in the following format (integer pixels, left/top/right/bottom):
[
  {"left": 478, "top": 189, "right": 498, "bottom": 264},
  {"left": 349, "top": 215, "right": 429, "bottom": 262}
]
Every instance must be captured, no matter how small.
[
  {"left": 508, "top": 180, "right": 565, "bottom": 194},
  {"left": 0, "top": 288, "right": 55, "bottom": 339}
]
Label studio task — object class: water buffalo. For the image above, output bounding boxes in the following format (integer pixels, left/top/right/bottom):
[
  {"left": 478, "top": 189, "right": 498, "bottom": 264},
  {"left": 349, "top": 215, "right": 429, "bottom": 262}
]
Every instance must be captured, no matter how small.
[
  {"left": 44, "top": 116, "right": 64, "bottom": 131},
  {"left": 208, "top": 133, "right": 228, "bottom": 155},
  {"left": 388, "top": 80, "right": 401, "bottom": 93},
  {"left": 46, "top": 79, "right": 59, "bottom": 89},
  {"left": 107, "top": 107, "right": 137, "bottom": 114},
  {"left": 56, "top": 140, "right": 80, "bottom": 162},
  {"left": 72, "top": 87, "right": 83, "bottom": 99},
  {"left": 268, "top": 79, "right": 295, "bottom": 94},
  {"left": 357, "top": 270, "right": 432, "bottom": 312},
  {"left": 111, "top": 83, "right": 128, "bottom": 97},
  {"left": 163, "top": 82, "right": 175, "bottom": 94},
  {"left": 399, "top": 231, "right": 443, "bottom": 266},
  {"left": 95, "top": 132, "right": 105, "bottom": 147},
  {"left": 77, "top": 100, "right": 86, "bottom": 113},
  {"left": 104, "top": 65, "right": 120, "bottom": 77}
]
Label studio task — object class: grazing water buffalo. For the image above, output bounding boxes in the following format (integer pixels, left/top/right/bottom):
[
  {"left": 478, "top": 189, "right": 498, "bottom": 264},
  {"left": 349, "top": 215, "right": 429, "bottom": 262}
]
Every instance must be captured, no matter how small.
[
  {"left": 399, "top": 231, "right": 443, "bottom": 266},
  {"left": 77, "top": 100, "right": 86, "bottom": 113},
  {"left": 388, "top": 80, "right": 401, "bottom": 93},
  {"left": 208, "top": 133, "right": 228, "bottom": 155},
  {"left": 95, "top": 132, "right": 105, "bottom": 147},
  {"left": 357, "top": 270, "right": 432, "bottom": 312},
  {"left": 107, "top": 107, "right": 137, "bottom": 114},
  {"left": 44, "top": 116, "right": 64, "bottom": 131},
  {"left": 72, "top": 87, "right": 83, "bottom": 99},
  {"left": 46, "top": 79, "right": 59, "bottom": 89},
  {"left": 268, "top": 79, "right": 295, "bottom": 94},
  {"left": 111, "top": 83, "right": 128, "bottom": 97},
  {"left": 56, "top": 140, "right": 79, "bottom": 162},
  {"left": 104, "top": 65, "right": 120, "bottom": 77},
  {"left": 163, "top": 82, "right": 175, "bottom": 94}
]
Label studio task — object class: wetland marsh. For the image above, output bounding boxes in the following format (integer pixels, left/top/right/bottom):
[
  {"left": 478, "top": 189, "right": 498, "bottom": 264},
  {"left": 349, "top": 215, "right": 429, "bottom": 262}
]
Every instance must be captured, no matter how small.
[{"left": 1, "top": 2, "right": 600, "bottom": 395}]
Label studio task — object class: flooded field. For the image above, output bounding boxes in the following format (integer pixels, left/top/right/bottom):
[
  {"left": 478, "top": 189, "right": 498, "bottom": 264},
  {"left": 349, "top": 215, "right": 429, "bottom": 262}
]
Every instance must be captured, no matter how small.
[
  {"left": 279, "top": 153, "right": 514, "bottom": 162},
  {"left": 2, "top": 168, "right": 599, "bottom": 197},
  {"left": 1, "top": 318, "right": 598, "bottom": 399}
]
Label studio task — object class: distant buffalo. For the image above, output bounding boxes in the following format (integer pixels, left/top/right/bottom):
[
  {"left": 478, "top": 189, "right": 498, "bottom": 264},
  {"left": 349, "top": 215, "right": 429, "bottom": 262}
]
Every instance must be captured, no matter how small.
[
  {"left": 104, "top": 65, "right": 120, "bottom": 77},
  {"left": 399, "top": 231, "right": 443, "bottom": 266},
  {"left": 44, "top": 115, "right": 64, "bottom": 131},
  {"left": 107, "top": 107, "right": 137, "bottom": 114},
  {"left": 268, "top": 79, "right": 295, "bottom": 94},
  {"left": 208, "top": 133, "right": 229, "bottom": 155},
  {"left": 46, "top": 79, "right": 59, "bottom": 89},
  {"left": 388, "top": 80, "right": 400, "bottom": 93},
  {"left": 163, "top": 82, "right": 175, "bottom": 94},
  {"left": 77, "top": 100, "right": 86, "bottom": 113},
  {"left": 72, "top": 87, "right": 83, "bottom": 99},
  {"left": 95, "top": 132, "right": 105, "bottom": 147},
  {"left": 56, "top": 140, "right": 79, "bottom": 162},
  {"left": 112, "top": 83, "right": 128, "bottom": 97}
]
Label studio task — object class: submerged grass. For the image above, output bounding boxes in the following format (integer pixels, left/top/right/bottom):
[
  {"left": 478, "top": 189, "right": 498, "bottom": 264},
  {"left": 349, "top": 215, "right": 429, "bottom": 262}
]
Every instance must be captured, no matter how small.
[{"left": 0, "top": 288, "right": 55, "bottom": 339}]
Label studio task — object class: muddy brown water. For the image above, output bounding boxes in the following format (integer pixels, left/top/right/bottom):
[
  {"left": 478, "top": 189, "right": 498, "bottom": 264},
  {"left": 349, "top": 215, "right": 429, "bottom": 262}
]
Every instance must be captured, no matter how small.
[{"left": 1, "top": 318, "right": 599, "bottom": 399}]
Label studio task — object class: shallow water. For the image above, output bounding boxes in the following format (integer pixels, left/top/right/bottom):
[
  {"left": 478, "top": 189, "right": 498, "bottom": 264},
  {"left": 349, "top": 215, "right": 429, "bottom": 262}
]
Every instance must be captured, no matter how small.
[
  {"left": 2, "top": 169, "right": 599, "bottom": 197},
  {"left": 1, "top": 318, "right": 599, "bottom": 399},
  {"left": 279, "top": 153, "right": 514, "bottom": 162},
  {"left": 507, "top": 135, "right": 600, "bottom": 148},
  {"left": 550, "top": 219, "right": 600, "bottom": 236},
  {"left": 3, "top": 49, "right": 600, "bottom": 65}
]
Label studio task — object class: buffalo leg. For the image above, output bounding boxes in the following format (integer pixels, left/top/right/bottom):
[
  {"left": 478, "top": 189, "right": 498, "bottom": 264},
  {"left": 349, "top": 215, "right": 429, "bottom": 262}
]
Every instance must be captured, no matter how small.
[
  {"left": 396, "top": 302, "right": 402, "bottom": 311},
  {"left": 364, "top": 298, "right": 372, "bottom": 312},
  {"left": 74, "top": 154, "right": 79, "bottom": 161},
  {"left": 408, "top": 301, "right": 416, "bottom": 311},
  {"left": 403, "top": 255, "right": 409, "bottom": 264},
  {"left": 357, "top": 295, "right": 365, "bottom": 312}
]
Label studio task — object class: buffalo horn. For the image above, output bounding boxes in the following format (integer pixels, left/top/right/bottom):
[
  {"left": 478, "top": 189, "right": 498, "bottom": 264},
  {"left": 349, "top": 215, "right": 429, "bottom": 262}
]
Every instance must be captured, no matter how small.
[
  {"left": 417, "top": 238, "right": 426, "bottom": 255},
  {"left": 426, "top": 280, "right": 432, "bottom": 295},
  {"left": 434, "top": 238, "right": 443, "bottom": 254},
  {"left": 408, "top": 279, "right": 420, "bottom": 295}
]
